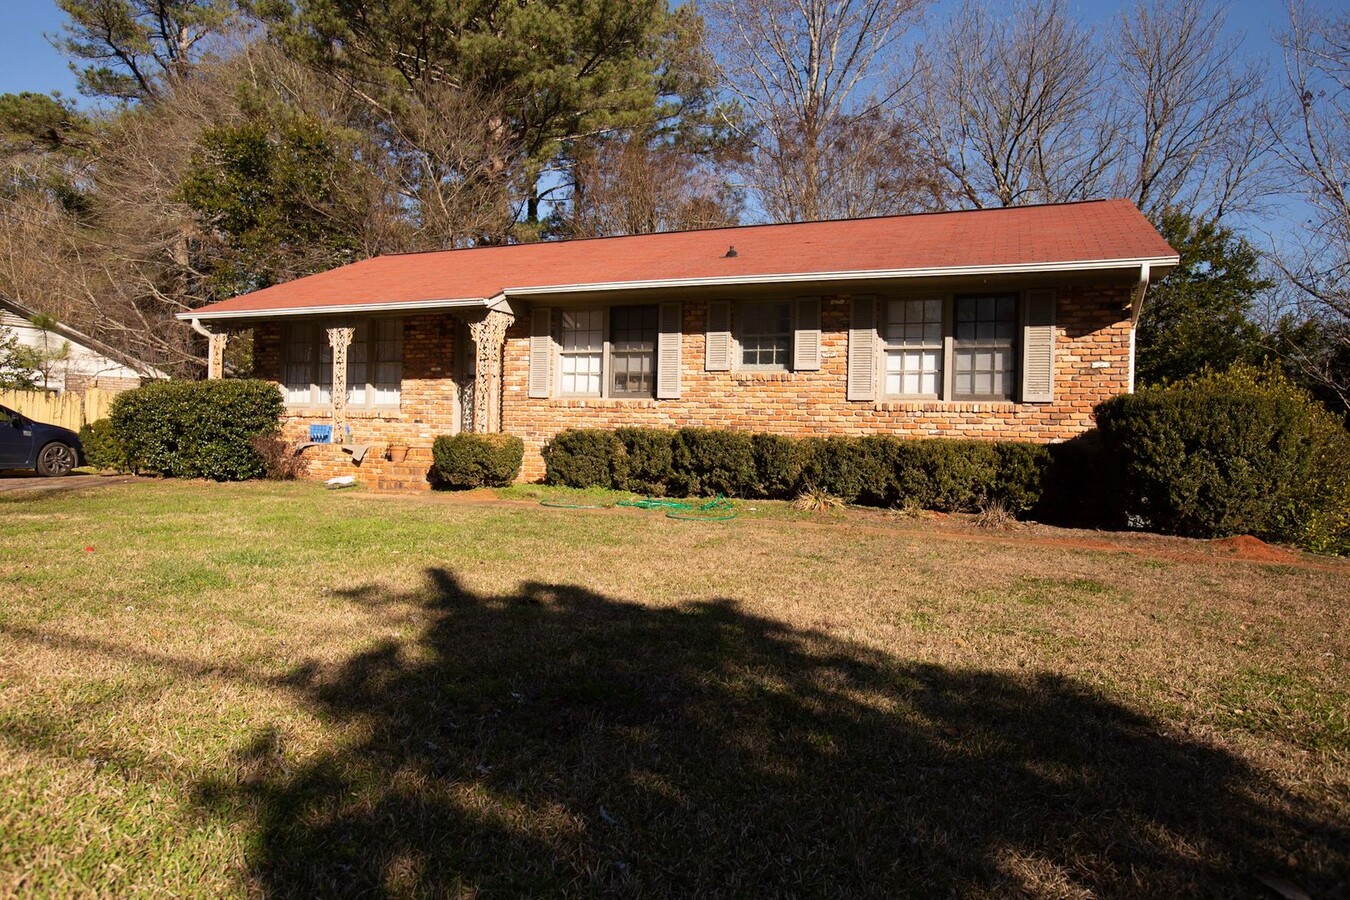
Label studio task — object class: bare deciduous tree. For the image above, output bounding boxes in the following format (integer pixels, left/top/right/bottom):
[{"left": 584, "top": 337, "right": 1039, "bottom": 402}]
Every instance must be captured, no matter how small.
[
  {"left": 1111, "top": 0, "right": 1274, "bottom": 220},
  {"left": 913, "top": 0, "right": 1114, "bottom": 209},
  {"left": 564, "top": 136, "right": 743, "bottom": 238},
  {"left": 701, "top": 0, "right": 931, "bottom": 222},
  {"left": 1269, "top": 5, "right": 1350, "bottom": 411}
]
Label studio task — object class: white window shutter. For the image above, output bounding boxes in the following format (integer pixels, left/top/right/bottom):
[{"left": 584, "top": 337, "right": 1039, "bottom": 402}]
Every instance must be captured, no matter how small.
[
  {"left": 528, "top": 306, "right": 552, "bottom": 398},
  {"left": 657, "top": 301, "right": 682, "bottom": 399},
  {"left": 847, "top": 296, "right": 877, "bottom": 401},
  {"left": 1021, "top": 289, "right": 1056, "bottom": 403},
  {"left": 794, "top": 296, "right": 821, "bottom": 371},
  {"left": 705, "top": 300, "right": 731, "bottom": 371}
]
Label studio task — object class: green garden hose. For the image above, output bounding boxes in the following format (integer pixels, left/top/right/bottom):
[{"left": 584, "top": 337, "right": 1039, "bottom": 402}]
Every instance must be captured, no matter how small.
[
  {"left": 541, "top": 494, "right": 737, "bottom": 521},
  {"left": 538, "top": 500, "right": 612, "bottom": 509}
]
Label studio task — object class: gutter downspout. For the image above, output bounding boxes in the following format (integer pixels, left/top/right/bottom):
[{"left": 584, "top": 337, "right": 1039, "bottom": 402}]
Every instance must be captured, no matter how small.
[{"left": 1129, "top": 262, "right": 1151, "bottom": 393}]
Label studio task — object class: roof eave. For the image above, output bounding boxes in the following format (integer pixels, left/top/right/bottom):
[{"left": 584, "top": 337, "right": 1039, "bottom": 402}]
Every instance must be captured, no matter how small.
[{"left": 178, "top": 256, "right": 1181, "bottom": 322}]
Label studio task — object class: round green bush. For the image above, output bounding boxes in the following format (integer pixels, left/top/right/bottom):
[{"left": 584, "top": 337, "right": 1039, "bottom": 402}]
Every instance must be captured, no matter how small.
[
  {"left": 78, "top": 418, "right": 127, "bottom": 472},
  {"left": 1095, "top": 366, "right": 1350, "bottom": 553},
  {"left": 431, "top": 433, "right": 524, "bottom": 489}
]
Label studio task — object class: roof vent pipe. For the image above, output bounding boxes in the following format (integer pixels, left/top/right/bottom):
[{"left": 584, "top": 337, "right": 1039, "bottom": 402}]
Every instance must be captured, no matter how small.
[{"left": 724, "top": 246, "right": 738, "bottom": 258}]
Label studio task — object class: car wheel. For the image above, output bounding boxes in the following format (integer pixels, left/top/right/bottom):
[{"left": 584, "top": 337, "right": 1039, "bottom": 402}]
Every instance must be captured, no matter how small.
[{"left": 36, "top": 442, "right": 77, "bottom": 477}]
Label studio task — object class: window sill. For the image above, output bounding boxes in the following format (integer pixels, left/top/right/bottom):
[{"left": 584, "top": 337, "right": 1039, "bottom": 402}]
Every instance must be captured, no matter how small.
[
  {"left": 546, "top": 397, "right": 659, "bottom": 408},
  {"left": 284, "top": 406, "right": 402, "bottom": 418},
  {"left": 730, "top": 370, "right": 794, "bottom": 382},
  {"left": 874, "top": 400, "right": 1018, "bottom": 413}
]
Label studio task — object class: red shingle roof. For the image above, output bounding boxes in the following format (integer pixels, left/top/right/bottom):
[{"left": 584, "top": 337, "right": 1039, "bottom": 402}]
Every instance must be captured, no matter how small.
[{"left": 189, "top": 199, "right": 1176, "bottom": 319}]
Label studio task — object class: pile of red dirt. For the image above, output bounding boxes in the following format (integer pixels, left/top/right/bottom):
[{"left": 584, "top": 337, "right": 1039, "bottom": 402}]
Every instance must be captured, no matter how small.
[{"left": 1210, "top": 534, "right": 1301, "bottom": 564}]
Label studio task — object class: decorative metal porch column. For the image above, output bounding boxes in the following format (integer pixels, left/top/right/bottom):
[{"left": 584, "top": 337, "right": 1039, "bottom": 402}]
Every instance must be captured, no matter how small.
[
  {"left": 467, "top": 310, "right": 513, "bottom": 433},
  {"left": 327, "top": 326, "right": 355, "bottom": 444}
]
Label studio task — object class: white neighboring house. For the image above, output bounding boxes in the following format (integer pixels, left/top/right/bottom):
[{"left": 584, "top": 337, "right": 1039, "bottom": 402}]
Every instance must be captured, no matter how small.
[{"left": 1, "top": 296, "right": 167, "bottom": 394}]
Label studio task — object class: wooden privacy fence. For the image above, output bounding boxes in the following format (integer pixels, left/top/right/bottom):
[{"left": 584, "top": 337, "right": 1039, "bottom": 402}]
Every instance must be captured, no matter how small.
[{"left": 0, "top": 388, "right": 115, "bottom": 431}]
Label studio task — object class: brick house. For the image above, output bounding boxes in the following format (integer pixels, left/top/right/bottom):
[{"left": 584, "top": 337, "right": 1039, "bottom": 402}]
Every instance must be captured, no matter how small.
[{"left": 180, "top": 200, "right": 1178, "bottom": 488}]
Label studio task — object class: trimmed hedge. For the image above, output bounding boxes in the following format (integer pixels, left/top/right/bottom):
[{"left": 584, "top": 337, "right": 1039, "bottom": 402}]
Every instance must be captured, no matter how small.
[
  {"left": 78, "top": 418, "right": 128, "bottom": 472},
  {"left": 431, "top": 433, "right": 524, "bottom": 489},
  {"left": 110, "top": 380, "right": 283, "bottom": 480},
  {"left": 542, "top": 426, "right": 1050, "bottom": 514},
  {"left": 1096, "top": 366, "right": 1350, "bottom": 553}
]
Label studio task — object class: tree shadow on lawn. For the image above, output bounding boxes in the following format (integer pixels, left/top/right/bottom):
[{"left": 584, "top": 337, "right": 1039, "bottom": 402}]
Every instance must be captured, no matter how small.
[{"left": 194, "top": 569, "right": 1346, "bottom": 898}]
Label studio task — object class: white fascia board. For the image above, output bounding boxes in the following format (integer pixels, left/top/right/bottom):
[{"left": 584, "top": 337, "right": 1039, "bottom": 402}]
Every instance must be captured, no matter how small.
[
  {"left": 176, "top": 296, "right": 492, "bottom": 322},
  {"left": 501, "top": 256, "right": 1181, "bottom": 298}
]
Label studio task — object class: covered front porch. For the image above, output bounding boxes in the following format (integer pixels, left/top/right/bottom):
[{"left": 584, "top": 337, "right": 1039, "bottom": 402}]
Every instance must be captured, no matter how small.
[{"left": 192, "top": 304, "right": 521, "bottom": 488}]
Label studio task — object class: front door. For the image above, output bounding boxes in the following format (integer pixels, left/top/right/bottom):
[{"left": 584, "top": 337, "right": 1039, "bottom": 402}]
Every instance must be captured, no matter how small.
[{"left": 0, "top": 407, "right": 34, "bottom": 467}]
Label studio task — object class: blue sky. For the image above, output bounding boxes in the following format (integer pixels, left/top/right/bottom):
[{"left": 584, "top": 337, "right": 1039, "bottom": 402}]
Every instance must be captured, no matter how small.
[
  {"left": 0, "top": 1, "right": 81, "bottom": 99},
  {"left": 0, "top": 0, "right": 1297, "bottom": 104}
]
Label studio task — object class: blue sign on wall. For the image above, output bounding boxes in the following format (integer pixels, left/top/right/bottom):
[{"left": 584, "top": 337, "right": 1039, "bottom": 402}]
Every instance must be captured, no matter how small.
[{"left": 309, "top": 424, "right": 333, "bottom": 444}]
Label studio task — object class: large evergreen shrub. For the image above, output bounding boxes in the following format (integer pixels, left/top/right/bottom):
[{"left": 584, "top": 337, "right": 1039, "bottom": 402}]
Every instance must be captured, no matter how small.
[
  {"left": 614, "top": 427, "right": 675, "bottom": 494},
  {"left": 671, "top": 428, "right": 757, "bottom": 496},
  {"left": 1095, "top": 366, "right": 1350, "bottom": 552},
  {"left": 110, "top": 380, "right": 283, "bottom": 480}
]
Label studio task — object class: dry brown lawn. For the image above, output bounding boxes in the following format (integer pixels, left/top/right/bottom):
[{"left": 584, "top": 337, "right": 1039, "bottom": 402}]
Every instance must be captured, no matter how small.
[{"left": 0, "top": 479, "right": 1346, "bottom": 897}]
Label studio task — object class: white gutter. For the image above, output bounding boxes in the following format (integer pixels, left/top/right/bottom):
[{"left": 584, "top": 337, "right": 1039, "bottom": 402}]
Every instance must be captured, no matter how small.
[
  {"left": 507, "top": 255, "right": 1179, "bottom": 298},
  {"left": 179, "top": 255, "right": 1179, "bottom": 322},
  {"left": 176, "top": 296, "right": 496, "bottom": 322}
]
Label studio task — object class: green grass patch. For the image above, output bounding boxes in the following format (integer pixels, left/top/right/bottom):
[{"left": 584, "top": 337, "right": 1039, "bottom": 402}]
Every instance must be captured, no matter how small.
[{"left": 0, "top": 479, "right": 1345, "bottom": 897}]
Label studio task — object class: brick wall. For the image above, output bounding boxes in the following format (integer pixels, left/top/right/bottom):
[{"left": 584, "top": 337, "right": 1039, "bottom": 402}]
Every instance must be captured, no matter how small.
[
  {"left": 503, "top": 286, "right": 1132, "bottom": 480},
  {"left": 254, "top": 285, "right": 1133, "bottom": 487},
  {"left": 63, "top": 374, "right": 143, "bottom": 395}
]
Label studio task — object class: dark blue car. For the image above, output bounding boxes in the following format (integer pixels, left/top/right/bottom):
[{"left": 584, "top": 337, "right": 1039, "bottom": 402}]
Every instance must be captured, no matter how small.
[{"left": 0, "top": 404, "right": 83, "bottom": 476}]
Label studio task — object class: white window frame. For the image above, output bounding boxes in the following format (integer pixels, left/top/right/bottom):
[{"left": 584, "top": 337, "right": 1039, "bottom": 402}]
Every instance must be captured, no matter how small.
[
  {"left": 345, "top": 318, "right": 403, "bottom": 410},
  {"left": 732, "top": 299, "right": 794, "bottom": 372},
  {"left": 554, "top": 304, "right": 660, "bottom": 400},
  {"left": 882, "top": 296, "right": 950, "bottom": 400},
  {"left": 282, "top": 322, "right": 332, "bottom": 407},
  {"left": 878, "top": 293, "right": 1019, "bottom": 402},
  {"left": 282, "top": 318, "right": 403, "bottom": 410},
  {"left": 952, "top": 293, "right": 1018, "bottom": 402}
]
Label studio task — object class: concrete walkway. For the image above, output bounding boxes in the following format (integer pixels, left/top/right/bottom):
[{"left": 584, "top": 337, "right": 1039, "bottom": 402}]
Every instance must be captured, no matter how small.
[{"left": 0, "top": 473, "right": 139, "bottom": 497}]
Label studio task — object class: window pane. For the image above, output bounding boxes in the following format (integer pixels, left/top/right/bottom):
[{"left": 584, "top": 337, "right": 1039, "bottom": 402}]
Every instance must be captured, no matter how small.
[
  {"left": 561, "top": 309, "right": 603, "bottom": 351},
  {"left": 610, "top": 305, "right": 657, "bottom": 396},
  {"left": 560, "top": 308, "right": 604, "bottom": 395},
  {"left": 561, "top": 352, "right": 601, "bottom": 395},
  {"left": 347, "top": 323, "right": 369, "bottom": 406},
  {"left": 883, "top": 299, "right": 944, "bottom": 397},
  {"left": 371, "top": 319, "right": 402, "bottom": 406},
  {"left": 283, "top": 323, "right": 316, "bottom": 404},
  {"left": 953, "top": 294, "right": 1016, "bottom": 399},
  {"left": 736, "top": 301, "right": 792, "bottom": 369}
]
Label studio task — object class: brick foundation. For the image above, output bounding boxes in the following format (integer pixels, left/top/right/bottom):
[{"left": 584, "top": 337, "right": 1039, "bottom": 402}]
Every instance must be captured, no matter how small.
[{"left": 254, "top": 284, "right": 1134, "bottom": 488}]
